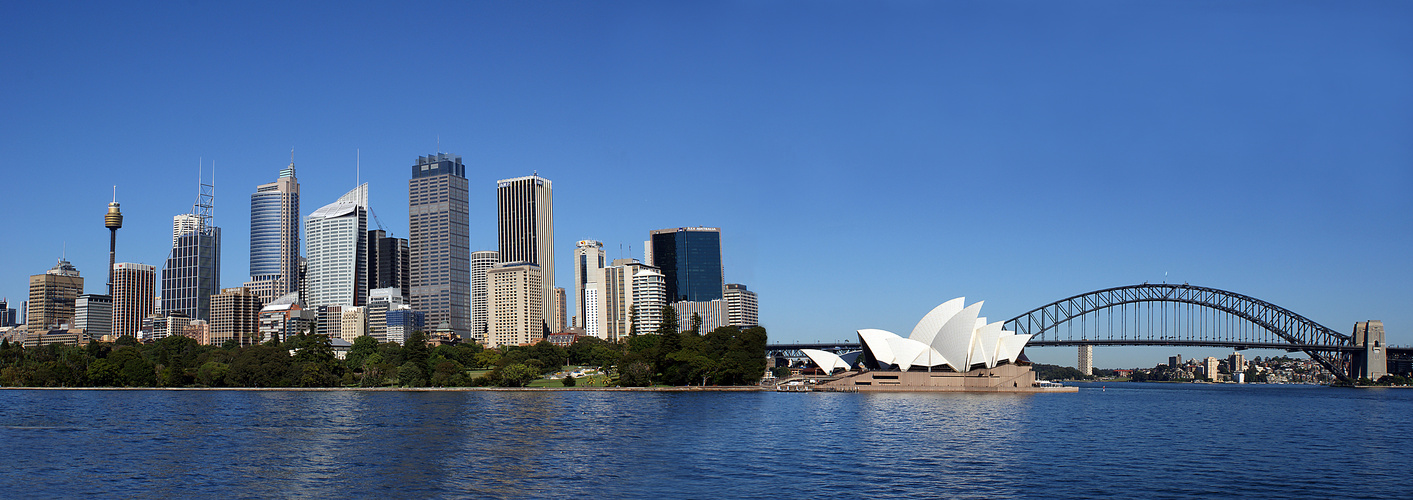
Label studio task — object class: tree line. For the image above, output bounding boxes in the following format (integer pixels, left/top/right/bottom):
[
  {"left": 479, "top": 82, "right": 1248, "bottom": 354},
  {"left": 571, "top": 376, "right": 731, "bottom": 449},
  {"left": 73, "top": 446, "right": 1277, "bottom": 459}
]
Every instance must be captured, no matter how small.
[{"left": 0, "top": 306, "right": 766, "bottom": 388}]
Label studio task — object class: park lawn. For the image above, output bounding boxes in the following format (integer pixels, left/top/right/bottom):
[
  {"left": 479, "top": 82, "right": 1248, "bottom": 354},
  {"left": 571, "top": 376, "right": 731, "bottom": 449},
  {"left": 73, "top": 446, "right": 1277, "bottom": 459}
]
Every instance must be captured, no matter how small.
[{"left": 527, "top": 378, "right": 569, "bottom": 388}]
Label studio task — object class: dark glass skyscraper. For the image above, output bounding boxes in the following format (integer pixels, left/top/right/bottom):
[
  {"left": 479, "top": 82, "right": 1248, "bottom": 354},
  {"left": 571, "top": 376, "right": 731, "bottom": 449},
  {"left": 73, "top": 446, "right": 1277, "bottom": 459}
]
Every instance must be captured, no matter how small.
[
  {"left": 367, "top": 229, "right": 410, "bottom": 299},
  {"left": 409, "top": 153, "right": 470, "bottom": 337},
  {"left": 648, "top": 227, "right": 723, "bottom": 302}
]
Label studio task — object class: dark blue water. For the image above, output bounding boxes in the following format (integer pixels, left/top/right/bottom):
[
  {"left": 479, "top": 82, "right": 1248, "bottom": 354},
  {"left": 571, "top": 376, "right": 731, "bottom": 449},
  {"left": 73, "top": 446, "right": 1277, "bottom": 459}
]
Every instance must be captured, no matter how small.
[{"left": 1, "top": 384, "right": 1409, "bottom": 498}]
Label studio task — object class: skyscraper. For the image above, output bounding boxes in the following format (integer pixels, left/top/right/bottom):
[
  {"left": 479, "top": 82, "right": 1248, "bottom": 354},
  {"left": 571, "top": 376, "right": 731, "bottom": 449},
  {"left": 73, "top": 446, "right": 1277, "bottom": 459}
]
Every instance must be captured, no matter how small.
[
  {"left": 28, "top": 258, "right": 84, "bottom": 331},
  {"left": 246, "top": 159, "right": 301, "bottom": 304},
  {"left": 574, "top": 240, "right": 605, "bottom": 331},
  {"left": 162, "top": 170, "right": 220, "bottom": 322},
  {"left": 112, "top": 263, "right": 156, "bottom": 338},
  {"left": 648, "top": 227, "right": 723, "bottom": 302},
  {"left": 631, "top": 267, "right": 666, "bottom": 334},
  {"left": 0, "top": 299, "right": 16, "bottom": 327},
  {"left": 469, "top": 250, "right": 499, "bottom": 345},
  {"left": 306, "top": 184, "right": 368, "bottom": 307},
  {"left": 487, "top": 262, "right": 543, "bottom": 347},
  {"left": 497, "top": 174, "right": 555, "bottom": 332},
  {"left": 409, "top": 153, "right": 470, "bottom": 338},
  {"left": 367, "top": 229, "right": 410, "bottom": 300},
  {"left": 600, "top": 258, "right": 658, "bottom": 341}
]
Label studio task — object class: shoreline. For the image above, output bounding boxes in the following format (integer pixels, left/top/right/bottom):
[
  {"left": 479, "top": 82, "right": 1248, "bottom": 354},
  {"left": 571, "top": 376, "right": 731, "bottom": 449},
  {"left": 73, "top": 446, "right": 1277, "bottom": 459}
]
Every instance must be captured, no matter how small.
[{"left": 0, "top": 386, "right": 770, "bottom": 392}]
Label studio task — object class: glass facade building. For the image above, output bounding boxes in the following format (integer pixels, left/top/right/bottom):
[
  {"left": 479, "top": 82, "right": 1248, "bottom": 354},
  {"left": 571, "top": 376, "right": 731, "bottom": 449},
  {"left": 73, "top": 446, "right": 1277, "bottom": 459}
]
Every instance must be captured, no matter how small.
[
  {"left": 248, "top": 162, "right": 300, "bottom": 303},
  {"left": 162, "top": 223, "right": 220, "bottom": 322},
  {"left": 649, "top": 227, "right": 723, "bottom": 302}
]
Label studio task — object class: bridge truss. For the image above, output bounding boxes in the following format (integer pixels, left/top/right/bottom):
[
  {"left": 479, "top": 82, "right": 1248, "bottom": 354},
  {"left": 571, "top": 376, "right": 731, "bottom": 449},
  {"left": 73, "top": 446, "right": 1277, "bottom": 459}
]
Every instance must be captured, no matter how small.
[{"left": 1003, "top": 284, "right": 1354, "bottom": 382}]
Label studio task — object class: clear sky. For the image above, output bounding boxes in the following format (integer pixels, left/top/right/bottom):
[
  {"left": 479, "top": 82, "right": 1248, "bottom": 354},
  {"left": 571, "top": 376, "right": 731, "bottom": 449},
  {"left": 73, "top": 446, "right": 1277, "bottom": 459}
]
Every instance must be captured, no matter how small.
[{"left": 2, "top": 1, "right": 1409, "bottom": 368}]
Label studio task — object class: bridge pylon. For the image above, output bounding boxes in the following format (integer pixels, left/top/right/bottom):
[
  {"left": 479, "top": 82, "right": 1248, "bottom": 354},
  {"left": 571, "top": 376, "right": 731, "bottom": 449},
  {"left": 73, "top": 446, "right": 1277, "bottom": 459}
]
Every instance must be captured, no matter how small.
[{"left": 1351, "top": 321, "right": 1387, "bottom": 381}]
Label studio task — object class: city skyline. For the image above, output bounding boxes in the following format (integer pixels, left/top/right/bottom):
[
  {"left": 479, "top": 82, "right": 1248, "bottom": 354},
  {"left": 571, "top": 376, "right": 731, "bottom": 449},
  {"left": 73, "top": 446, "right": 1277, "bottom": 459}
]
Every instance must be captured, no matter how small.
[{"left": 1, "top": 2, "right": 1409, "bottom": 367}]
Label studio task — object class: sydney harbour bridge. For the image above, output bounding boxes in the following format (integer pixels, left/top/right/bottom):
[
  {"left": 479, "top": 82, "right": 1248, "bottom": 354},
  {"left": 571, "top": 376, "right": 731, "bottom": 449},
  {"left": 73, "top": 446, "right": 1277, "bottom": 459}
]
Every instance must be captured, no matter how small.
[{"left": 767, "top": 283, "right": 1405, "bottom": 384}]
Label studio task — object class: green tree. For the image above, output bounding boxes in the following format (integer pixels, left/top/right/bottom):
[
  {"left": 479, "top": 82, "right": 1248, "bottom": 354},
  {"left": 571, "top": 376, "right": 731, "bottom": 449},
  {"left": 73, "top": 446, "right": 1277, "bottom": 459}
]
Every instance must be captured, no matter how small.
[
  {"left": 86, "top": 358, "right": 120, "bottom": 386},
  {"left": 499, "top": 363, "right": 539, "bottom": 387},
  {"left": 398, "top": 362, "right": 427, "bottom": 387},
  {"left": 657, "top": 304, "right": 679, "bottom": 336},
  {"left": 196, "top": 361, "right": 229, "bottom": 387},
  {"left": 562, "top": 373, "right": 576, "bottom": 387}
]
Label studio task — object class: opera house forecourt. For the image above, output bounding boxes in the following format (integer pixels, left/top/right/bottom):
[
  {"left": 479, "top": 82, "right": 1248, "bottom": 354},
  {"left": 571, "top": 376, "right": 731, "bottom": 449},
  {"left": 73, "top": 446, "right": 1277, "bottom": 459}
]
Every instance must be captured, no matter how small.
[{"left": 804, "top": 298, "right": 1077, "bottom": 393}]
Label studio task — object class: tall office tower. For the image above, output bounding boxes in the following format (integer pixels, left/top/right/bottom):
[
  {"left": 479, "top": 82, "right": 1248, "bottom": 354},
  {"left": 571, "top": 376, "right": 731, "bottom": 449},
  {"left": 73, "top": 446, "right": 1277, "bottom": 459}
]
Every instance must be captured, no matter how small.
[
  {"left": 487, "top": 262, "right": 544, "bottom": 347},
  {"left": 1204, "top": 356, "right": 1219, "bottom": 381},
  {"left": 573, "top": 240, "right": 605, "bottom": 333},
  {"left": 74, "top": 294, "right": 113, "bottom": 338},
  {"left": 595, "top": 258, "right": 658, "bottom": 342},
  {"left": 366, "top": 287, "right": 407, "bottom": 343},
  {"left": 409, "top": 153, "right": 470, "bottom": 339},
  {"left": 163, "top": 170, "right": 221, "bottom": 322},
  {"left": 104, "top": 192, "right": 123, "bottom": 295},
  {"left": 210, "top": 287, "right": 263, "bottom": 346},
  {"left": 723, "top": 283, "right": 759, "bottom": 327},
  {"left": 555, "top": 287, "right": 567, "bottom": 334},
  {"left": 647, "top": 227, "right": 723, "bottom": 302},
  {"left": 111, "top": 263, "right": 156, "bottom": 338},
  {"left": 496, "top": 174, "right": 555, "bottom": 332},
  {"left": 469, "top": 250, "right": 499, "bottom": 345},
  {"left": 27, "top": 258, "right": 84, "bottom": 331},
  {"left": 0, "top": 298, "right": 15, "bottom": 327},
  {"left": 306, "top": 184, "right": 368, "bottom": 307},
  {"left": 367, "top": 230, "right": 411, "bottom": 300},
  {"left": 246, "top": 160, "right": 301, "bottom": 304},
  {"left": 631, "top": 267, "right": 666, "bottom": 335}
]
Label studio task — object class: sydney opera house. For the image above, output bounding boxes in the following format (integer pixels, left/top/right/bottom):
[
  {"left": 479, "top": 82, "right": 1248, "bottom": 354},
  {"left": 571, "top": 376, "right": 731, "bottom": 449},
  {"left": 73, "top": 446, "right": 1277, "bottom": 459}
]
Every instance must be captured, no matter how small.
[{"left": 804, "top": 298, "right": 1075, "bottom": 392}]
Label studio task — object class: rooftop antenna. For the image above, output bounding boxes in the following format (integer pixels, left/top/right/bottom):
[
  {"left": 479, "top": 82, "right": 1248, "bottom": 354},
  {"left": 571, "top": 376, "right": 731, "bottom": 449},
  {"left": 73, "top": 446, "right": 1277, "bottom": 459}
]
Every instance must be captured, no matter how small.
[
  {"left": 437, "top": 134, "right": 440, "bottom": 154},
  {"left": 356, "top": 148, "right": 360, "bottom": 191}
]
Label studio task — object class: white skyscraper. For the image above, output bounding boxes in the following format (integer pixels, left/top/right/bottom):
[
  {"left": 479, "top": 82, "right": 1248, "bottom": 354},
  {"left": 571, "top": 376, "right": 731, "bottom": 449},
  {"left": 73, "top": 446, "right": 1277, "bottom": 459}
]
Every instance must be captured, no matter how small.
[
  {"left": 573, "top": 240, "right": 605, "bottom": 330},
  {"left": 469, "top": 250, "right": 500, "bottom": 346},
  {"left": 632, "top": 267, "right": 666, "bottom": 335},
  {"left": 305, "top": 184, "right": 368, "bottom": 307},
  {"left": 496, "top": 175, "right": 555, "bottom": 332}
]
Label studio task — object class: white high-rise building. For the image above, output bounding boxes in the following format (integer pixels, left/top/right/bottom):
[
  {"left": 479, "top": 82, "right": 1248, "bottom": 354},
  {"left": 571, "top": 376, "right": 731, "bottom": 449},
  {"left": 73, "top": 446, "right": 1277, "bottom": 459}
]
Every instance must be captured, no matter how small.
[
  {"left": 724, "top": 283, "right": 759, "bottom": 327},
  {"left": 305, "top": 184, "right": 368, "bottom": 308},
  {"left": 496, "top": 175, "right": 555, "bottom": 332},
  {"left": 632, "top": 267, "right": 666, "bottom": 335},
  {"left": 573, "top": 240, "right": 605, "bottom": 331},
  {"left": 74, "top": 294, "right": 113, "bottom": 338},
  {"left": 487, "top": 262, "right": 543, "bottom": 348},
  {"left": 469, "top": 250, "right": 499, "bottom": 346}
]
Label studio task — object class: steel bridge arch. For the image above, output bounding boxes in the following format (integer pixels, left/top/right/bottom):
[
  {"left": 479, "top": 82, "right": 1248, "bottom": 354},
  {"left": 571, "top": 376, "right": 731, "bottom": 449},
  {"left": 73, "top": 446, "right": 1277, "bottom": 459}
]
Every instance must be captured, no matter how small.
[{"left": 1003, "top": 284, "right": 1352, "bottom": 381}]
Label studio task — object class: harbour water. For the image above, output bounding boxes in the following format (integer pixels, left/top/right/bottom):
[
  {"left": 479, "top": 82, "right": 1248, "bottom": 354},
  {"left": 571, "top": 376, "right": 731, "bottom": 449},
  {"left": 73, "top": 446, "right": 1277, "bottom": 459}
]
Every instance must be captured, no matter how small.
[{"left": 2, "top": 383, "right": 1409, "bottom": 498}]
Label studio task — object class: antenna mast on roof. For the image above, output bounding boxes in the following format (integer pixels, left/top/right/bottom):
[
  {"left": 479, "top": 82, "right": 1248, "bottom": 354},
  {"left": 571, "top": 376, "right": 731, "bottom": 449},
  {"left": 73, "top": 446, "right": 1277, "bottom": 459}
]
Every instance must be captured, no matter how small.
[{"left": 193, "top": 158, "right": 215, "bottom": 231}]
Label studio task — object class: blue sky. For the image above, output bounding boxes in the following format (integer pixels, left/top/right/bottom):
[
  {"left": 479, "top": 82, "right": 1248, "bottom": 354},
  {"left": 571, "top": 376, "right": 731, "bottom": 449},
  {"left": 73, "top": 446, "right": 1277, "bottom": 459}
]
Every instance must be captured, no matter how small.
[{"left": 2, "top": 1, "right": 1409, "bottom": 368}]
